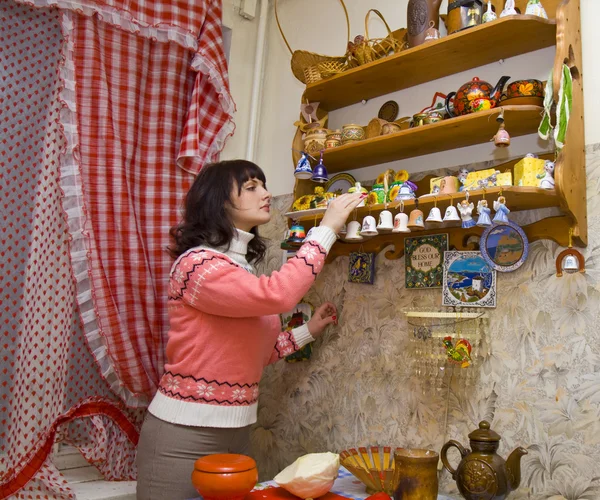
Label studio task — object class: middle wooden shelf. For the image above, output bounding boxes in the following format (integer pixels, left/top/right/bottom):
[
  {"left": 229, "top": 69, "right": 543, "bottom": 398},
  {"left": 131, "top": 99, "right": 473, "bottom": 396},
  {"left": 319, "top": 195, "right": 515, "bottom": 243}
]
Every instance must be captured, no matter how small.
[{"left": 323, "top": 105, "right": 544, "bottom": 172}]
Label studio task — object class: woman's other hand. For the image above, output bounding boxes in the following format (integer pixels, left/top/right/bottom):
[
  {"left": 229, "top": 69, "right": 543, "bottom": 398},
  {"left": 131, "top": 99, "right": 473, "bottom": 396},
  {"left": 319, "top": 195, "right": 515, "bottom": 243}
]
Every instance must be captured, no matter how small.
[
  {"left": 320, "top": 192, "right": 366, "bottom": 234},
  {"left": 307, "top": 302, "right": 338, "bottom": 339}
]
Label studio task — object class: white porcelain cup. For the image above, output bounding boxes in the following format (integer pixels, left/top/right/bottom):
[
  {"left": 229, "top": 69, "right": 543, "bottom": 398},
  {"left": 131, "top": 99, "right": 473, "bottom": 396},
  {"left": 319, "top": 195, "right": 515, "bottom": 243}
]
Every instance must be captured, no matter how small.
[
  {"left": 361, "top": 215, "right": 378, "bottom": 236},
  {"left": 392, "top": 212, "right": 411, "bottom": 233},
  {"left": 377, "top": 210, "right": 394, "bottom": 232},
  {"left": 443, "top": 205, "right": 461, "bottom": 223},
  {"left": 426, "top": 206, "right": 443, "bottom": 224},
  {"left": 345, "top": 220, "right": 363, "bottom": 241}
]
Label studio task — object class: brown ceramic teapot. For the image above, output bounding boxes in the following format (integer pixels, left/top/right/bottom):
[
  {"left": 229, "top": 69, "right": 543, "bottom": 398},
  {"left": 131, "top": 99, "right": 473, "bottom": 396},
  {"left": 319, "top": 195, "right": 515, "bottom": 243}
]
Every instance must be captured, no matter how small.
[
  {"left": 407, "top": 0, "right": 443, "bottom": 47},
  {"left": 440, "top": 421, "right": 528, "bottom": 500},
  {"left": 444, "top": 76, "right": 511, "bottom": 117}
]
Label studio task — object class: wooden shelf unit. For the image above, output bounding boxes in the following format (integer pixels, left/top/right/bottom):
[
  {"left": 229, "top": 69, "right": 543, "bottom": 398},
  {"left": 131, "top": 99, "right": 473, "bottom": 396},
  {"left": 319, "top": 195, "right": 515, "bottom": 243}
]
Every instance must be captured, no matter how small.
[
  {"left": 322, "top": 106, "right": 544, "bottom": 172},
  {"left": 305, "top": 16, "right": 557, "bottom": 111},
  {"left": 287, "top": 0, "right": 586, "bottom": 258}
]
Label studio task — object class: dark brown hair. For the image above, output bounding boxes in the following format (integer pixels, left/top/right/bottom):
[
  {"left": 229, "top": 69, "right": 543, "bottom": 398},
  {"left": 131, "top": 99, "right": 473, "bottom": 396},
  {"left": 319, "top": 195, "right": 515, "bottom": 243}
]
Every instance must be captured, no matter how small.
[{"left": 168, "top": 160, "right": 268, "bottom": 263}]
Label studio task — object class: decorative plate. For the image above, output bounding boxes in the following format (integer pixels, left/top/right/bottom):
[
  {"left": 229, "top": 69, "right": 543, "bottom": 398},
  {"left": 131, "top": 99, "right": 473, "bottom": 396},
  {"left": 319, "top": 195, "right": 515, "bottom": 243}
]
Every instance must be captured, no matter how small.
[
  {"left": 284, "top": 208, "right": 327, "bottom": 220},
  {"left": 480, "top": 220, "right": 529, "bottom": 272},
  {"left": 378, "top": 100, "right": 399, "bottom": 122},
  {"left": 325, "top": 173, "right": 356, "bottom": 195}
]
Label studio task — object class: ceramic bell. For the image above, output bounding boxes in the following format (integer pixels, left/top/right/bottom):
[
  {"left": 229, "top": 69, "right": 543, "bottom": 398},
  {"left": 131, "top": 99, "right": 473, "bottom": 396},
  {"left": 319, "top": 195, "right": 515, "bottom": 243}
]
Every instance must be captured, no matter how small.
[
  {"left": 311, "top": 151, "right": 329, "bottom": 183},
  {"left": 423, "top": 21, "right": 441, "bottom": 42},
  {"left": 361, "top": 215, "right": 379, "bottom": 236},
  {"left": 538, "top": 160, "right": 555, "bottom": 189},
  {"left": 443, "top": 204, "right": 461, "bottom": 222},
  {"left": 377, "top": 210, "right": 394, "bottom": 232},
  {"left": 349, "top": 182, "right": 368, "bottom": 207},
  {"left": 494, "top": 123, "right": 511, "bottom": 147},
  {"left": 500, "top": 0, "right": 517, "bottom": 17},
  {"left": 394, "top": 181, "right": 418, "bottom": 201},
  {"left": 482, "top": 0, "right": 497, "bottom": 23},
  {"left": 294, "top": 152, "right": 313, "bottom": 179},
  {"left": 426, "top": 206, "right": 443, "bottom": 224},
  {"left": 555, "top": 229, "right": 585, "bottom": 277},
  {"left": 393, "top": 212, "right": 411, "bottom": 233},
  {"left": 525, "top": 0, "right": 548, "bottom": 18},
  {"left": 345, "top": 220, "right": 363, "bottom": 241},
  {"left": 408, "top": 208, "right": 425, "bottom": 229}
]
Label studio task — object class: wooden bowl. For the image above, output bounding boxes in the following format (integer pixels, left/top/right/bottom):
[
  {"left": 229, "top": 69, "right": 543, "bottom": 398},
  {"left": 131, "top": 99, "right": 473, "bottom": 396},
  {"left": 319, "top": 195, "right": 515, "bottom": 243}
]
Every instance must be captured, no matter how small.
[
  {"left": 340, "top": 446, "right": 400, "bottom": 495},
  {"left": 192, "top": 454, "right": 258, "bottom": 500}
]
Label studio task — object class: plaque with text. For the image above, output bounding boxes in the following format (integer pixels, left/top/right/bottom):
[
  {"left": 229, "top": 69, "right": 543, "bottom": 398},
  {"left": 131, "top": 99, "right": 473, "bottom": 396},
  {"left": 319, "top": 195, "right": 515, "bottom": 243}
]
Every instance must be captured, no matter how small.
[{"left": 405, "top": 234, "right": 448, "bottom": 289}]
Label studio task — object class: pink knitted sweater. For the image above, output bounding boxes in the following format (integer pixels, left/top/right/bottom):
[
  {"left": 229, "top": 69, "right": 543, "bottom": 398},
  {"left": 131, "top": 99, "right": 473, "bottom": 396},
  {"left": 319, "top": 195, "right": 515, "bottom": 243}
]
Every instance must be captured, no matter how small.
[{"left": 148, "top": 226, "right": 337, "bottom": 428}]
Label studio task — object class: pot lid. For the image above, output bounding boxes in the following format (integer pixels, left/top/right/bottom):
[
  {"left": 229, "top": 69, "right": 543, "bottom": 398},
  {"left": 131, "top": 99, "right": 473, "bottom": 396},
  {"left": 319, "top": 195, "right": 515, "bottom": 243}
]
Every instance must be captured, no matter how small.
[
  {"left": 468, "top": 421, "right": 501, "bottom": 442},
  {"left": 194, "top": 454, "right": 257, "bottom": 473}
]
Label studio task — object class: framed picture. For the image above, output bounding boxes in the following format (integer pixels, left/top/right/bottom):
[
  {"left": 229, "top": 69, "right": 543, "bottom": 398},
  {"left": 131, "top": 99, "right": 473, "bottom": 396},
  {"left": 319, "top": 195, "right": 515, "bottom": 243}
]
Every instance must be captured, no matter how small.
[
  {"left": 480, "top": 221, "right": 529, "bottom": 272},
  {"left": 442, "top": 251, "right": 497, "bottom": 308},
  {"left": 348, "top": 251, "right": 376, "bottom": 284},
  {"left": 405, "top": 234, "right": 448, "bottom": 288},
  {"left": 280, "top": 302, "right": 314, "bottom": 363}
]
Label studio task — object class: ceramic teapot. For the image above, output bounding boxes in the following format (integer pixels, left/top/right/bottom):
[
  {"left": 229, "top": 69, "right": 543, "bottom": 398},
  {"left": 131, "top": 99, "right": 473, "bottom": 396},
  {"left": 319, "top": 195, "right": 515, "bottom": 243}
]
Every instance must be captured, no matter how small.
[
  {"left": 407, "top": 0, "right": 443, "bottom": 47},
  {"left": 445, "top": 76, "right": 511, "bottom": 117},
  {"left": 440, "top": 421, "right": 528, "bottom": 500}
]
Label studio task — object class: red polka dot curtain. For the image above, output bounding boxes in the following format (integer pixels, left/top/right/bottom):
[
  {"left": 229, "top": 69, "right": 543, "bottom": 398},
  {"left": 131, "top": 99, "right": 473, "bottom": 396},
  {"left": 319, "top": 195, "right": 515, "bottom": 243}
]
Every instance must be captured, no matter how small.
[{"left": 0, "top": 0, "right": 234, "bottom": 497}]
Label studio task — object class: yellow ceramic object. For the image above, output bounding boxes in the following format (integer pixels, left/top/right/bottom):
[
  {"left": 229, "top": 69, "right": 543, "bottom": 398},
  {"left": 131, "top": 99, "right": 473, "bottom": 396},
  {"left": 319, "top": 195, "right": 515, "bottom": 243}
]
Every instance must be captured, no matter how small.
[
  {"left": 394, "top": 170, "right": 409, "bottom": 183},
  {"left": 365, "top": 192, "right": 379, "bottom": 206},
  {"left": 513, "top": 157, "right": 546, "bottom": 187},
  {"left": 376, "top": 169, "right": 395, "bottom": 186}
]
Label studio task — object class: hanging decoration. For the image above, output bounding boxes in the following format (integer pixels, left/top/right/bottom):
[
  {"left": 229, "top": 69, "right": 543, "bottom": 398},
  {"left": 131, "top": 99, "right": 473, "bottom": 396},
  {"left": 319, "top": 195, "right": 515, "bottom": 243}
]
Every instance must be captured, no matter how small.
[
  {"left": 555, "top": 228, "right": 586, "bottom": 277},
  {"left": 348, "top": 250, "right": 376, "bottom": 284},
  {"left": 442, "top": 251, "right": 497, "bottom": 308},
  {"left": 405, "top": 234, "right": 448, "bottom": 289},
  {"left": 480, "top": 220, "right": 529, "bottom": 272}
]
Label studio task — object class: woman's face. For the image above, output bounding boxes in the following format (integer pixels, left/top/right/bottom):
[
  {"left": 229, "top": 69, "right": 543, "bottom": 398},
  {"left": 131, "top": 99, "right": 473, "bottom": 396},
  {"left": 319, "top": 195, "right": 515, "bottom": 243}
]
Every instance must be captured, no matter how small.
[{"left": 227, "top": 177, "right": 272, "bottom": 232}]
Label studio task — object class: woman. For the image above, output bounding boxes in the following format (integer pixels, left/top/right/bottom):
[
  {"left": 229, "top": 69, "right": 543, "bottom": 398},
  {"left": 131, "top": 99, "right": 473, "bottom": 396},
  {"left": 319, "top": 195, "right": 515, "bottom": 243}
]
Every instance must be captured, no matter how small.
[{"left": 136, "top": 159, "right": 365, "bottom": 499}]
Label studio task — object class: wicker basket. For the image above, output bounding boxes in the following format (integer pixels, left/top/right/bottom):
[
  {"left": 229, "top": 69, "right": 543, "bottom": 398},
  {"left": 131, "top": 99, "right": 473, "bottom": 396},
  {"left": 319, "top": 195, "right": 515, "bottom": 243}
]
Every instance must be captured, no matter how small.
[
  {"left": 347, "top": 9, "right": 405, "bottom": 67},
  {"left": 275, "top": 0, "right": 350, "bottom": 85}
]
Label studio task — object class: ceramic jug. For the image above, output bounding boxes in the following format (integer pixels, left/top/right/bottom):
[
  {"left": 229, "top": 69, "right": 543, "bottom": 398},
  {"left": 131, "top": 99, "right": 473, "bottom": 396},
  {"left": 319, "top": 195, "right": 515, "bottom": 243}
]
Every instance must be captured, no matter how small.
[
  {"left": 407, "top": 0, "right": 443, "bottom": 48},
  {"left": 440, "top": 421, "right": 528, "bottom": 500}
]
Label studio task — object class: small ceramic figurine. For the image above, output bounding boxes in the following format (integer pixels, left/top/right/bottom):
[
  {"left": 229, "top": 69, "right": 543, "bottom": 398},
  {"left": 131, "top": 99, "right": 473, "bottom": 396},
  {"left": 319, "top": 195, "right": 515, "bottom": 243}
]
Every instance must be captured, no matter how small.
[
  {"left": 349, "top": 181, "right": 369, "bottom": 207},
  {"left": 537, "top": 160, "right": 555, "bottom": 189},
  {"left": 525, "top": 0, "right": 548, "bottom": 18},
  {"left": 442, "top": 337, "right": 472, "bottom": 368},
  {"left": 482, "top": 0, "right": 497, "bottom": 23},
  {"left": 500, "top": 0, "right": 517, "bottom": 17},
  {"left": 457, "top": 167, "right": 470, "bottom": 191},
  {"left": 457, "top": 199, "right": 476, "bottom": 228},
  {"left": 493, "top": 195, "right": 510, "bottom": 223},
  {"left": 476, "top": 199, "right": 492, "bottom": 227}
]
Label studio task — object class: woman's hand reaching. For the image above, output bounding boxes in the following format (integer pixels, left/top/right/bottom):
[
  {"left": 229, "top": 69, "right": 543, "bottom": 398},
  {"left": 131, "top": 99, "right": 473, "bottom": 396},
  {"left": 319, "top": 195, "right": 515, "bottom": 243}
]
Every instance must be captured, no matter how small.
[
  {"left": 307, "top": 302, "right": 338, "bottom": 339},
  {"left": 320, "top": 192, "right": 366, "bottom": 234}
]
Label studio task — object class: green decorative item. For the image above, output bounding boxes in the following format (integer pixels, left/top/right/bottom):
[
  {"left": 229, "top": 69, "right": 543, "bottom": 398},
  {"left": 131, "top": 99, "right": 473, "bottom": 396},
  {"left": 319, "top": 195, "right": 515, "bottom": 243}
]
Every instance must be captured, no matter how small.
[
  {"left": 539, "top": 65, "right": 572, "bottom": 151},
  {"left": 280, "top": 303, "right": 313, "bottom": 362},
  {"left": 348, "top": 251, "right": 376, "bottom": 284},
  {"left": 405, "top": 234, "right": 448, "bottom": 288},
  {"left": 371, "top": 184, "right": 386, "bottom": 204}
]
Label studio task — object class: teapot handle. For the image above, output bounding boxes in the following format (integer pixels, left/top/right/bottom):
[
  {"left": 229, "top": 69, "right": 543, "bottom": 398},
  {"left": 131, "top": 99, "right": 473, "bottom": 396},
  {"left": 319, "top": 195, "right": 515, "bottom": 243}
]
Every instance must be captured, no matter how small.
[
  {"left": 445, "top": 92, "right": 456, "bottom": 118},
  {"left": 440, "top": 440, "right": 469, "bottom": 478}
]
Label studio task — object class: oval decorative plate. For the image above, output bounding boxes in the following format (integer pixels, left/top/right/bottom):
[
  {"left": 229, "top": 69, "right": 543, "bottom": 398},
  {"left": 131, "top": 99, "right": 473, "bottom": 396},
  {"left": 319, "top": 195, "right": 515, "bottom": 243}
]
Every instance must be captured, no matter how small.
[
  {"left": 378, "top": 100, "right": 399, "bottom": 122},
  {"left": 480, "top": 220, "right": 529, "bottom": 272},
  {"left": 325, "top": 173, "right": 356, "bottom": 195}
]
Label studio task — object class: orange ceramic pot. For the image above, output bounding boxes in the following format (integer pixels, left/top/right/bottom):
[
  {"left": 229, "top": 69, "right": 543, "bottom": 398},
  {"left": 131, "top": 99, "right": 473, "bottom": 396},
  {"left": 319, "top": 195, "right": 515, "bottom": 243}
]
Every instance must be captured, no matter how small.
[{"left": 192, "top": 454, "right": 258, "bottom": 500}]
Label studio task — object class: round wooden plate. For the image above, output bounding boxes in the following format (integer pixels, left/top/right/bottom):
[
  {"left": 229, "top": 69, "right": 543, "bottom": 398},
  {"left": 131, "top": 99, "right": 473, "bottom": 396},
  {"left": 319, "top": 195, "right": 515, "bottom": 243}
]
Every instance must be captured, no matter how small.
[{"left": 378, "top": 100, "right": 399, "bottom": 122}]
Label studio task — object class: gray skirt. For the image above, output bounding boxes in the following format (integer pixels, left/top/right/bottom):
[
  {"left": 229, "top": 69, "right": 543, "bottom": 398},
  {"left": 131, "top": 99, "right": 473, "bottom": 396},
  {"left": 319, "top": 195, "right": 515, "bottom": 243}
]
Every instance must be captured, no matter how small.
[{"left": 136, "top": 412, "right": 252, "bottom": 500}]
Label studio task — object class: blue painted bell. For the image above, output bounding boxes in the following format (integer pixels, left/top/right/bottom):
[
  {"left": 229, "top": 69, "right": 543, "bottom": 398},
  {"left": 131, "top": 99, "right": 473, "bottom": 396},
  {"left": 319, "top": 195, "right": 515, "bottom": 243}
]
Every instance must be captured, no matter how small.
[
  {"left": 294, "top": 152, "right": 313, "bottom": 179},
  {"left": 286, "top": 223, "right": 306, "bottom": 245},
  {"left": 311, "top": 151, "right": 329, "bottom": 183}
]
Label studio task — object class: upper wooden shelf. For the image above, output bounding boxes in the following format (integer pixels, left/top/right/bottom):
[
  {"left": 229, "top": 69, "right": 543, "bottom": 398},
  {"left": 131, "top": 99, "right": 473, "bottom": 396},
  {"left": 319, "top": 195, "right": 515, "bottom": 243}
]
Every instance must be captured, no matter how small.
[
  {"left": 304, "top": 15, "right": 557, "bottom": 111},
  {"left": 323, "top": 105, "right": 543, "bottom": 172}
]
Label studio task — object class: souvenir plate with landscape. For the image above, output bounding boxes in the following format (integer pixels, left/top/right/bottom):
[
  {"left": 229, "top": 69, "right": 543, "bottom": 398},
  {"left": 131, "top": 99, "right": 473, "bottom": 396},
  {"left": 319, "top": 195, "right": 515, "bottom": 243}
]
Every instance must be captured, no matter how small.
[
  {"left": 480, "top": 220, "right": 529, "bottom": 272},
  {"left": 442, "top": 251, "right": 497, "bottom": 308}
]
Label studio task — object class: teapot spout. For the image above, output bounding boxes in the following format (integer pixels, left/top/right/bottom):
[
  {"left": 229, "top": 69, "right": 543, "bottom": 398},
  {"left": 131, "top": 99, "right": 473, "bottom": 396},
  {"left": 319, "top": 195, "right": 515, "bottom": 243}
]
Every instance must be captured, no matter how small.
[
  {"left": 506, "top": 447, "right": 528, "bottom": 491},
  {"left": 491, "top": 76, "right": 511, "bottom": 104}
]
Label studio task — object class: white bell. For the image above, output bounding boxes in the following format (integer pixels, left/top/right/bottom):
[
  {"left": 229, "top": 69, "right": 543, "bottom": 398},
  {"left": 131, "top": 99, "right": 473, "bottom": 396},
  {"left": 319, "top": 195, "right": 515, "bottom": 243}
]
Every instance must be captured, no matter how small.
[
  {"left": 562, "top": 254, "right": 580, "bottom": 274},
  {"left": 377, "top": 210, "right": 394, "bottom": 232},
  {"left": 361, "top": 215, "right": 379, "bottom": 236},
  {"left": 426, "top": 206, "right": 443, "bottom": 224},
  {"left": 443, "top": 205, "right": 461, "bottom": 225},
  {"left": 392, "top": 212, "right": 411, "bottom": 233},
  {"left": 345, "top": 220, "right": 363, "bottom": 241}
]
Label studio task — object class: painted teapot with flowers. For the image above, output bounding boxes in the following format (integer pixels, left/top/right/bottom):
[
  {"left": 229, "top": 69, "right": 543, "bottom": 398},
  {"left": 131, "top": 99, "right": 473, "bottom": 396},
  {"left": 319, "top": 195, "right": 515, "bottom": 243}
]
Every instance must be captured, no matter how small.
[{"left": 445, "top": 76, "right": 511, "bottom": 117}]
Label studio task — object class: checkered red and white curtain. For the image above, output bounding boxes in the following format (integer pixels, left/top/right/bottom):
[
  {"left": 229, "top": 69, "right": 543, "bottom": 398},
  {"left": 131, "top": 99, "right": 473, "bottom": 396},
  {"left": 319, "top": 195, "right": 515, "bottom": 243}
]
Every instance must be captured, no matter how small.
[{"left": 0, "top": 0, "right": 234, "bottom": 497}]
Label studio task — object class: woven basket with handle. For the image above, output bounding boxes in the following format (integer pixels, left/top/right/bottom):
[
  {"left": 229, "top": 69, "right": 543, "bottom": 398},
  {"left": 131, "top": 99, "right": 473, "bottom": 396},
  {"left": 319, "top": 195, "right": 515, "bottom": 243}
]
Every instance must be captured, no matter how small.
[
  {"left": 347, "top": 9, "right": 405, "bottom": 67},
  {"left": 275, "top": 0, "right": 350, "bottom": 85}
]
